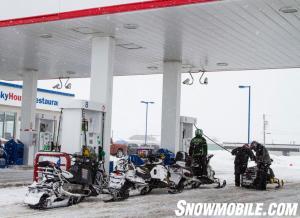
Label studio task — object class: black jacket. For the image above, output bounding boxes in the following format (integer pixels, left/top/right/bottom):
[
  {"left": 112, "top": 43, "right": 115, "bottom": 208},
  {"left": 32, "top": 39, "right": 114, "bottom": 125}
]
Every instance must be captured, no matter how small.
[
  {"left": 232, "top": 147, "right": 255, "bottom": 165},
  {"left": 253, "top": 143, "right": 271, "bottom": 165}
]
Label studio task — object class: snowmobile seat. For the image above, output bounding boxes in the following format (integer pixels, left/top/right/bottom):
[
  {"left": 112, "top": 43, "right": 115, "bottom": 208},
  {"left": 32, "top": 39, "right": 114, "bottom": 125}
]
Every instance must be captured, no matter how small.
[
  {"left": 136, "top": 166, "right": 151, "bottom": 180},
  {"left": 38, "top": 161, "right": 55, "bottom": 168},
  {"left": 148, "top": 155, "right": 163, "bottom": 165},
  {"left": 173, "top": 161, "right": 192, "bottom": 170},
  {"left": 175, "top": 151, "right": 189, "bottom": 162}
]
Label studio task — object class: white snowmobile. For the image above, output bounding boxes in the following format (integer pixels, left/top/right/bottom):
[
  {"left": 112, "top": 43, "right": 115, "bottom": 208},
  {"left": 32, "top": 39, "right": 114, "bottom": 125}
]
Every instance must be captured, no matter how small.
[
  {"left": 24, "top": 155, "right": 107, "bottom": 209},
  {"left": 129, "top": 153, "right": 189, "bottom": 194},
  {"left": 105, "top": 157, "right": 133, "bottom": 202},
  {"left": 106, "top": 154, "right": 188, "bottom": 201},
  {"left": 172, "top": 152, "right": 226, "bottom": 189}
]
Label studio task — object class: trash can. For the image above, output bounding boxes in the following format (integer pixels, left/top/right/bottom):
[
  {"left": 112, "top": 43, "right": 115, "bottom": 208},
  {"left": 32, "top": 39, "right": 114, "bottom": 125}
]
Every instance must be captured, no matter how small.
[{"left": 4, "top": 139, "right": 24, "bottom": 165}]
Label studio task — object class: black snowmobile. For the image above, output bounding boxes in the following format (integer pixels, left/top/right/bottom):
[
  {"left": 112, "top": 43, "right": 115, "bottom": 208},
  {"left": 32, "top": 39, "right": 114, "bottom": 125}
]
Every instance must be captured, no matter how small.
[
  {"left": 174, "top": 152, "right": 226, "bottom": 189},
  {"left": 24, "top": 155, "right": 107, "bottom": 209},
  {"left": 241, "top": 160, "right": 284, "bottom": 189}
]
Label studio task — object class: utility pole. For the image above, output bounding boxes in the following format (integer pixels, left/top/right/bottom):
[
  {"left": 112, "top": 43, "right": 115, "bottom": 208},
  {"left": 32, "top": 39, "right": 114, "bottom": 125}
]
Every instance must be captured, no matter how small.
[
  {"left": 141, "top": 101, "right": 155, "bottom": 146},
  {"left": 239, "top": 85, "right": 251, "bottom": 144},
  {"left": 263, "top": 114, "right": 266, "bottom": 145}
]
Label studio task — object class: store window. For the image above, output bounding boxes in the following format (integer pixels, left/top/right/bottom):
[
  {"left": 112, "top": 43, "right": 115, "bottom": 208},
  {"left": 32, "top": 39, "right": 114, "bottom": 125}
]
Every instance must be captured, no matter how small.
[{"left": 0, "top": 112, "right": 16, "bottom": 139}]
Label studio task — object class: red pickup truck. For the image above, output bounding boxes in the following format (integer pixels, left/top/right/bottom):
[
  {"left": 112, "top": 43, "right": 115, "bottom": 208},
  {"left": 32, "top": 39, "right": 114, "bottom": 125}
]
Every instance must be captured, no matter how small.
[{"left": 110, "top": 143, "right": 128, "bottom": 156}]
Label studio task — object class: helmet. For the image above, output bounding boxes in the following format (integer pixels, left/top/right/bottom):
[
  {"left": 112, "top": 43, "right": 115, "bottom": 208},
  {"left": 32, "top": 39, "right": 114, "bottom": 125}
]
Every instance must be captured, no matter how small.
[
  {"left": 250, "top": 141, "right": 258, "bottom": 150},
  {"left": 195, "top": 129, "right": 203, "bottom": 137},
  {"left": 82, "top": 146, "right": 90, "bottom": 157},
  {"left": 243, "top": 144, "right": 249, "bottom": 148}
]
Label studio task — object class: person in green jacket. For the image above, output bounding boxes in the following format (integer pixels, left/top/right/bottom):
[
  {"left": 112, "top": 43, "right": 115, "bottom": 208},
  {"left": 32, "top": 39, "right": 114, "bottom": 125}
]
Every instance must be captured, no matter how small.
[{"left": 189, "top": 129, "right": 208, "bottom": 176}]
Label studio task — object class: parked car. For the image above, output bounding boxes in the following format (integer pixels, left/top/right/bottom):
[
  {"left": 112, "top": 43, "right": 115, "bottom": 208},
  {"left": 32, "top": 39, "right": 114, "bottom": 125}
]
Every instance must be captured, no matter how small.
[
  {"left": 127, "top": 143, "right": 139, "bottom": 155},
  {"left": 149, "top": 144, "right": 160, "bottom": 150},
  {"left": 110, "top": 143, "right": 128, "bottom": 157}
]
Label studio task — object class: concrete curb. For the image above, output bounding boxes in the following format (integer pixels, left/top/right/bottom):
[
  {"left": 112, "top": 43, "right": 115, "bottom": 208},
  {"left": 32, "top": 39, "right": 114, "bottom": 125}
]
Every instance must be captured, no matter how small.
[{"left": 0, "top": 181, "right": 32, "bottom": 188}]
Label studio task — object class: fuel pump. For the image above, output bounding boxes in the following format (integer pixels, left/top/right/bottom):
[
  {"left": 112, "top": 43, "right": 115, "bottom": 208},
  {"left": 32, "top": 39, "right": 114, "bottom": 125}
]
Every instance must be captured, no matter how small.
[
  {"left": 35, "top": 113, "right": 57, "bottom": 152},
  {"left": 59, "top": 100, "right": 106, "bottom": 160},
  {"left": 179, "top": 116, "right": 197, "bottom": 152}
]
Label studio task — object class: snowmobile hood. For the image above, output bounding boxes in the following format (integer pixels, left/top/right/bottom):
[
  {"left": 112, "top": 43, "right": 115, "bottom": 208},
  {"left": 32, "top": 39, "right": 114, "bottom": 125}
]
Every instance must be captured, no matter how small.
[
  {"left": 28, "top": 181, "right": 38, "bottom": 188},
  {"left": 61, "top": 170, "right": 73, "bottom": 179},
  {"left": 24, "top": 190, "right": 46, "bottom": 206}
]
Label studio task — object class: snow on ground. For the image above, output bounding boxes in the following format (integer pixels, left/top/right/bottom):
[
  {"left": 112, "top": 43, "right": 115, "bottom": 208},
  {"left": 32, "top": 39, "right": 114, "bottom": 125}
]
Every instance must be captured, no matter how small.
[{"left": 0, "top": 151, "right": 299, "bottom": 218}]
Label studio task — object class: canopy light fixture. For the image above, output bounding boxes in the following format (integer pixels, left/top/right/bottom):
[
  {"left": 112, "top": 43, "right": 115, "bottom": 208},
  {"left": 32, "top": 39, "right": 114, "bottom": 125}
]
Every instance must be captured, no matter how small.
[
  {"left": 24, "top": 67, "right": 38, "bottom": 72},
  {"left": 147, "top": 66, "right": 158, "bottom": 70},
  {"left": 182, "top": 70, "right": 208, "bottom": 86},
  {"left": 117, "top": 43, "right": 143, "bottom": 49},
  {"left": 72, "top": 27, "right": 103, "bottom": 35},
  {"left": 53, "top": 77, "right": 72, "bottom": 90},
  {"left": 39, "top": 33, "right": 53, "bottom": 39},
  {"left": 66, "top": 70, "right": 76, "bottom": 75},
  {"left": 182, "top": 64, "right": 194, "bottom": 69},
  {"left": 279, "top": 7, "right": 298, "bottom": 13},
  {"left": 123, "top": 23, "right": 139, "bottom": 30},
  {"left": 216, "top": 62, "right": 228, "bottom": 67}
]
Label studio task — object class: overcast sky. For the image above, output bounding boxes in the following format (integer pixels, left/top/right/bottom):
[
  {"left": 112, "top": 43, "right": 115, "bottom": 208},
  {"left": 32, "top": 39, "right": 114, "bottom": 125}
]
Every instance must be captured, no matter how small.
[{"left": 38, "top": 68, "right": 300, "bottom": 144}]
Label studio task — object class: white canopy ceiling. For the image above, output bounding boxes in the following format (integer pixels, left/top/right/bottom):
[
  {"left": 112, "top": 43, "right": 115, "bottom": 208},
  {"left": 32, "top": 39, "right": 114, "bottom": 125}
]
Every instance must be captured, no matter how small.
[{"left": 0, "top": 0, "right": 300, "bottom": 80}]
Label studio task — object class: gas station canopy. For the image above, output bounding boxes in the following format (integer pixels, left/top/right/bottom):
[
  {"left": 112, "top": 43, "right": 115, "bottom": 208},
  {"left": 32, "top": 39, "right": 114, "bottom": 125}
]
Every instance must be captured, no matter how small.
[{"left": 0, "top": 0, "right": 300, "bottom": 80}]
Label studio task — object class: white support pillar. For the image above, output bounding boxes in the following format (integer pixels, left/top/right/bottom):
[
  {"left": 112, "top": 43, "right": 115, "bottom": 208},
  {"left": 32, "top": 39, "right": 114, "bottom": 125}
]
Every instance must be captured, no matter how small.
[
  {"left": 161, "top": 61, "right": 181, "bottom": 153},
  {"left": 20, "top": 71, "right": 38, "bottom": 165},
  {"left": 90, "top": 36, "right": 115, "bottom": 170}
]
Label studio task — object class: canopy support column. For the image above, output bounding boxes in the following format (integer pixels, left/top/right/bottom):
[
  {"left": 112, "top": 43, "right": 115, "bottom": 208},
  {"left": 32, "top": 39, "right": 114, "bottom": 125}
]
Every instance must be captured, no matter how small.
[
  {"left": 20, "top": 71, "right": 38, "bottom": 165},
  {"left": 90, "top": 36, "right": 115, "bottom": 170},
  {"left": 161, "top": 61, "right": 182, "bottom": 153}
]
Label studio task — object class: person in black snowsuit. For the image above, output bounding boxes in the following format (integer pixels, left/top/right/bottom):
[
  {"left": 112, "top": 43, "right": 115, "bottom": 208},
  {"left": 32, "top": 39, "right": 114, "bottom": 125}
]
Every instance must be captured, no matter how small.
[
  {"left": 250, "top": 141, "right": 273, "bottom": 190},
  {"left": 189, "top": 129, "right": 208, "bottom": 176},
  {"left": 231, "top": 144, "right": 255, "bottom": 187}
]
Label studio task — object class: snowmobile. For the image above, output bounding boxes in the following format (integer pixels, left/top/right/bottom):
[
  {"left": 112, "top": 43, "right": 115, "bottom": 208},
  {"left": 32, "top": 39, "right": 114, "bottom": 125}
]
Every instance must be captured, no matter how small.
[
  {"left": 241, "top": 160, "right": 284, "bottom": 189},
  {"left": 191, "top": 154, "right": 226, "bottom": 188},
  {"left": 124, "top": 159, "right": 152, "bottom": 195},
  {"left": 105, "top": 157, "right": 133, "bottom": 202},
  {"left": 173, "top": 152, "right": 226, "bottom": 189},
  {"left": 106, "top": 154, "right": 188, "bottom": 201},
  {"left": 140, "top": 153, "right": 189, "bottom": 194},
  {"left": 24, "top": 155, "right": 107, "bottom": 209}
]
